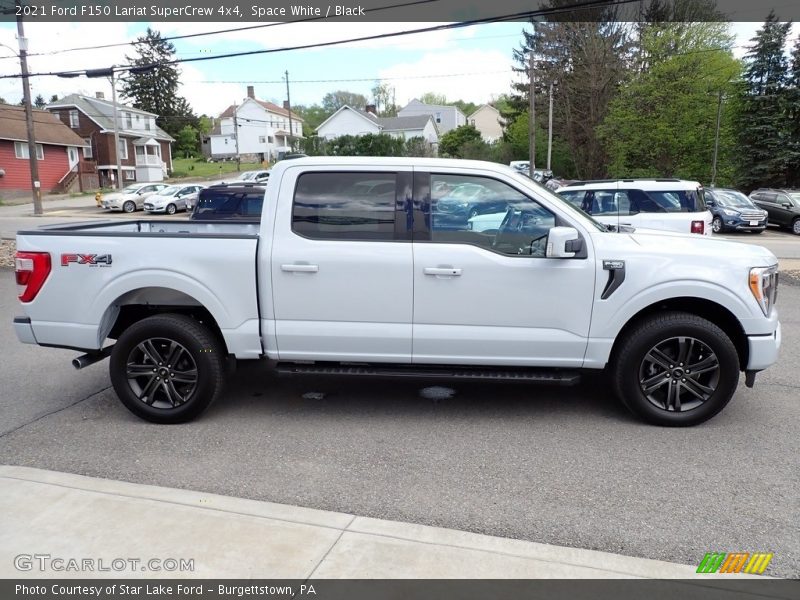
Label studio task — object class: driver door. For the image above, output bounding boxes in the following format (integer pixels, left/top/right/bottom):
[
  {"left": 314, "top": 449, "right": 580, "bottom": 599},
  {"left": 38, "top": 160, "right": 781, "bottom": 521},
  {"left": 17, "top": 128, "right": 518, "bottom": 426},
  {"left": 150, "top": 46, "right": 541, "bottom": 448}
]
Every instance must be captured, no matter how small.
[{"left": 412, "top": 171, "right": 596, "bottom": 367}]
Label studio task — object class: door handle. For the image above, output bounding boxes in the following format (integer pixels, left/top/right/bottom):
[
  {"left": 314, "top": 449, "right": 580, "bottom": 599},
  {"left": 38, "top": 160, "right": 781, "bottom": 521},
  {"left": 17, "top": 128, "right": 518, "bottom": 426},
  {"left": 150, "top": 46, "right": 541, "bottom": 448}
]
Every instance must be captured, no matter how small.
[
  {"left": 423, "top": 267, "right": 462, "bottom": 276},
  {"left": 281, "top": 264, "right": 319, "bottom": 273}
]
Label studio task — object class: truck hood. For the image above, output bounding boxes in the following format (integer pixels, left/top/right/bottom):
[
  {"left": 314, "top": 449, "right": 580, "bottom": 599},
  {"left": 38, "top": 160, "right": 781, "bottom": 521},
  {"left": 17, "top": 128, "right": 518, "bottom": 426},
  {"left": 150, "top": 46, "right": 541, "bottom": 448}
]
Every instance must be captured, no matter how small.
[{"left": 626, "top": 228, "right": 777, "bottom": 265}]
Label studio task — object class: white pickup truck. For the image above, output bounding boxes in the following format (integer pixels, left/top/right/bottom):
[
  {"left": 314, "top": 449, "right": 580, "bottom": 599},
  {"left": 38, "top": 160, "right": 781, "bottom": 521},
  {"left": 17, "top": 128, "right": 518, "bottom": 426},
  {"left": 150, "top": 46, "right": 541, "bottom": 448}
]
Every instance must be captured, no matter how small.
[{"left": 13, "top": 158, "right": 781, "bottom": 426}]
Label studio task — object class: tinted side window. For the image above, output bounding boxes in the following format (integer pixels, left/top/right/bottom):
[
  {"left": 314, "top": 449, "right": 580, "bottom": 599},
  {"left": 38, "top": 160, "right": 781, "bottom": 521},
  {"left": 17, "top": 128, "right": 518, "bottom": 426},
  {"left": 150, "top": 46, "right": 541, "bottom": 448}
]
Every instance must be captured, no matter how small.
[
  {"left": 761, "top": 193, "right": 778, "bottom": 202},
  {"left": 242, "top": 192, "right": 264, "bottom": 216},
  {"left": 293, "top": 172, "right": 396, "bottom": 240},
  {"left": 430, "top": 174, "right": 555, "bottom": 257}
]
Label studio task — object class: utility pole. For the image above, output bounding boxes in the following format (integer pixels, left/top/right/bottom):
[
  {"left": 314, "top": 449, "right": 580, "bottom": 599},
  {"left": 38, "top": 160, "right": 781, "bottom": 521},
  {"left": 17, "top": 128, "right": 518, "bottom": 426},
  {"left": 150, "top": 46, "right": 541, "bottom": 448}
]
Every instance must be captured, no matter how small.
[
  {"left": 285, "top": 70, "right": 293, "bottom": 152},
  {"left": 528, "top": 51, "right": 536, "bottom": 178},
  {"left": 711, "top": 89, "right": 723, "bottom": 188},
  {"left": 233, "top": 101, "right": 240, "bottom": 171},
  {"left": 547, "top": 81, "right": 554, "bottom": 171},
  {"left": 16, "top": 1, "right": 42, "bottom": 215},
  {"left": 109, "top": 70, "right": 123, "bottom": 190}
]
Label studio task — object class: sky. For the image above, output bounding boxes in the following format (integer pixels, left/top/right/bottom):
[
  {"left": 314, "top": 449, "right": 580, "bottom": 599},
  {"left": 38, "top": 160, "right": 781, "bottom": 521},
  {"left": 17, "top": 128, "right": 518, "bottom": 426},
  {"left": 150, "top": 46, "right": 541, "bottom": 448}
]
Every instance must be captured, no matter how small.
[{"left": 0, "top": 19, "right": 796, "bottom": 118}]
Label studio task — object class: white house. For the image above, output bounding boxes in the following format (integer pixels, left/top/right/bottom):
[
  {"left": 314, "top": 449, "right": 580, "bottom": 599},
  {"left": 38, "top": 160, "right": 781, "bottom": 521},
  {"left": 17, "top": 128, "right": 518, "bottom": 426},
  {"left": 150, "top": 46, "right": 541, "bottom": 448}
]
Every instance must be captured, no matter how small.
[
  {"left": 397, "top": 99, "right": 466, "bottom": 134},
  {"left": 468, "top": 104, "right": 504, "bottom": 143},
  {"left": 316, "top": 105, "right": 439, "bottom": 150},
  {"left": 205, "top": 86, "right": 304, "bottom": 162}
]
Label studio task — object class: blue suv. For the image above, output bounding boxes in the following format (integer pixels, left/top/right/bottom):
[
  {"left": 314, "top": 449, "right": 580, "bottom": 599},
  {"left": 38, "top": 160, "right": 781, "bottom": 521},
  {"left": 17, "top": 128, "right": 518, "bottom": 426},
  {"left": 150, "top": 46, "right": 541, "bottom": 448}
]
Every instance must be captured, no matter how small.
[{"left": 705, "top": 188, "right": 767, "bottom": 234}]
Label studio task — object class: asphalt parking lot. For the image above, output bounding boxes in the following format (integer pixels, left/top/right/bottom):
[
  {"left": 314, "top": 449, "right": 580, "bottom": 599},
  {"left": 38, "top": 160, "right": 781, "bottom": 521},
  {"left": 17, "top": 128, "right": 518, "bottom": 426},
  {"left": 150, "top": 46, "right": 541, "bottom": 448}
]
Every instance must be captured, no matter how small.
[{"left": 1, "top": 266, "right": 798, "bottom": 577}]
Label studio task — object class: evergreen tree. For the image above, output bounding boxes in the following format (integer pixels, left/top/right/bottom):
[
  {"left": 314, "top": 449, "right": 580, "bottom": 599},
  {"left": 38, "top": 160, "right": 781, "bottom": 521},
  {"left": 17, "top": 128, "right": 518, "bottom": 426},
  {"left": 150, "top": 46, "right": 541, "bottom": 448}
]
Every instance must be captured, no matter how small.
[
  {"left": 785, "top": 35, "right": 800, "bottom": 187},
  {"left": 735, "top": 12, "right": 793, "bottom": 190},
  {"left": 120, "top": 28, "right": 197, "bottom": 141},
  {"left": 49, "top": 94, "right": 59, "bottom": 103},
  {"left": 34, "top": 94, "right": 46, "bottom": 108}
]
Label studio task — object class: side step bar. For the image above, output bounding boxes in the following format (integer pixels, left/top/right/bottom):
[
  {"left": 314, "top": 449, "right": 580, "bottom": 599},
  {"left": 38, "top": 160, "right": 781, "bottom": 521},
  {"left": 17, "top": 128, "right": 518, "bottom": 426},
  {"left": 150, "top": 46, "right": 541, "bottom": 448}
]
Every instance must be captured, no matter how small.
[{"left": 275, "top": 362, "right": 581, "bottom": 386}]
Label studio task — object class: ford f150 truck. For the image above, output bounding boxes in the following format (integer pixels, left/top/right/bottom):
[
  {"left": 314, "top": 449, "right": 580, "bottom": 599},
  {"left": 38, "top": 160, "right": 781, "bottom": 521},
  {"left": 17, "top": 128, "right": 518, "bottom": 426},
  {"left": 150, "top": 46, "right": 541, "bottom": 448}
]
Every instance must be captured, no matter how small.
[{"left": 13, "top": 158, "right": 781, "bottom": 426}]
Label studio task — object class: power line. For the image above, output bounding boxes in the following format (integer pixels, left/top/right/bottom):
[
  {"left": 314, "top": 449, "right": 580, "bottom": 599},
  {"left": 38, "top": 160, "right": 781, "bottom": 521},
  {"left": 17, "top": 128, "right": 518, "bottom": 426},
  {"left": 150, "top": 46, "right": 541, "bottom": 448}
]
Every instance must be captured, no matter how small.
[{"left": 0, "top": 0, "right": 645, "bottom": 79}]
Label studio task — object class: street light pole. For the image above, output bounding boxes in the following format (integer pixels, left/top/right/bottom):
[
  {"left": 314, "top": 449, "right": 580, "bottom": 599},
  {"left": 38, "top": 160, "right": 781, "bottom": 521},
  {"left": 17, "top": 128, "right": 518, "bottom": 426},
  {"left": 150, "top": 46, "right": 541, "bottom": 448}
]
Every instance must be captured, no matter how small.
[
  {"left": 547, "top": 81, "right": 554, "bottom": 171},
  {"left": 15, "top": 1, "right": 43, "bottom": 215},
  {"left": 711, "top": 90, "right": 723, "bottom": 188},
  {"left": 528, "top": 51, "right": 536, "bottom": 178},
  {"left": 109, "top": 69, "right": 123, "bottom": 190},
  {"left": 285, "top": 70, "right": 293, "bottom": 152}
]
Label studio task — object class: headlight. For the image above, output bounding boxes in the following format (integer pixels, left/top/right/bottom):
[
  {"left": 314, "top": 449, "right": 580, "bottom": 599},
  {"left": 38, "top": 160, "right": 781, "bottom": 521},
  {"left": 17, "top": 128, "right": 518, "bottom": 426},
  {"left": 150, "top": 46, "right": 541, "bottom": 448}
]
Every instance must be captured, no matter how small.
[
  {"left": 722, "top": 208, "right": 739, "bottom": 216},
  {"left": 749, "top": 265, "right": 779, "bottom": 316}
]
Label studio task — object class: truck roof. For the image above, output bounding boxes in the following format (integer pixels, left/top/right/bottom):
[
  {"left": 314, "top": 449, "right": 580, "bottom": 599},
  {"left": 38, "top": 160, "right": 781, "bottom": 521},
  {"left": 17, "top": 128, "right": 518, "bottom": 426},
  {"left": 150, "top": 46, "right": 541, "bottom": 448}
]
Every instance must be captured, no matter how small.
[{"left": 271, "top": 156, "right": 519, "bottom": 174}]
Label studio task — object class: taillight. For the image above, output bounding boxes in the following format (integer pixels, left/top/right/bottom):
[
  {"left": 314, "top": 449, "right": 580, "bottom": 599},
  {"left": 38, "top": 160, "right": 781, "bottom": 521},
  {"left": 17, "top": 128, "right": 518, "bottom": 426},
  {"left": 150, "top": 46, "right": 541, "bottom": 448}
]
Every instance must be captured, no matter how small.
[
  {"left": 15, "top": 251, "right": 51, "bottom": 302},
  {"left": 691, "top": 220, "right": 705, "bottom": 234}
]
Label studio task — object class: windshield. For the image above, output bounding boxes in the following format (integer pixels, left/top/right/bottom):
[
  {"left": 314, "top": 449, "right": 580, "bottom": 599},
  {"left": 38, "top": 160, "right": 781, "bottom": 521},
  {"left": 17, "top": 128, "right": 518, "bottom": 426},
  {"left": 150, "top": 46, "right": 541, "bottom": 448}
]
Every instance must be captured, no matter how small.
[
  {"left": 123, "top": 184, "right": 144, "bottom": 192},
  {"left": 713, "top": 190, "right": 754, "bottom": 208},
  {"left": 507, "top": 171, "right": 607, "bottom": 232},
  {"left": 158, "top": 186, "right": 180, "bottom": 196}
]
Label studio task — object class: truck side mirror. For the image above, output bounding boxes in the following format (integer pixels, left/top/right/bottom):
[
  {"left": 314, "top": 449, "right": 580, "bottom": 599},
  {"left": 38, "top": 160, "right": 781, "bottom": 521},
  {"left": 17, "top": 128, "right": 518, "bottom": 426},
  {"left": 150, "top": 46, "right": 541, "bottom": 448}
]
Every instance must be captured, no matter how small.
[{"left": 546, "top": 227, "right": 581, "bottom": 258}]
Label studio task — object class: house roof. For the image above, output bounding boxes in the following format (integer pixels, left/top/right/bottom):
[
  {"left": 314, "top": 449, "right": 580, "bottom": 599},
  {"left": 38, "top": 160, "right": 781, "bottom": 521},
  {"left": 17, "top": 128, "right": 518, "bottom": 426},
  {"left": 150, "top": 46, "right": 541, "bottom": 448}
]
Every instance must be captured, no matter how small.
[
  {"left": 218, "top": 97, "right": 304, "bottom": 122},
  {"left": 377, "top": 115, "right": 433, "bottom": 131},
  {"left": 468, "top": 104, "right": 501, "bottom": 118},
  {"left": 315, "top": 105, "right": 380, "bottom": 132},
  {"left": 401, "top": 99, "right": 466, "bottom": 118},
  {"left": 0, "top": 104, "right": 88, "bottom": 147},
  {"left": 46, "top": 94, "right": 174, "bottom": 142}
]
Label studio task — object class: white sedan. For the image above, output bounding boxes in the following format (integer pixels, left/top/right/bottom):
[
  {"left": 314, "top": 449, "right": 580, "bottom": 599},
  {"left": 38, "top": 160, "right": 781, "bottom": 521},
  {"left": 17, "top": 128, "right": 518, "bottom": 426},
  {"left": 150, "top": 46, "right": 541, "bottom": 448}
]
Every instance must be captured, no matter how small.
[
  {"left": 100, "top": 183, "right": 168, "bottom": 213},
  {"left": 143, "top": 185, "right": 204, "bottom": 215}
]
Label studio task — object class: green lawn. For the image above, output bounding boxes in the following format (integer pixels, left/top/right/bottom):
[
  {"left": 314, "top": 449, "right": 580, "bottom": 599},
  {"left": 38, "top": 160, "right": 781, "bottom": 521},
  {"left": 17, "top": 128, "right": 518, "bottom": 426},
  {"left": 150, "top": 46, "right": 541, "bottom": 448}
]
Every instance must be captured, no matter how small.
[{"left": 170, "top": 158, "right": 263, "bottom": 179}]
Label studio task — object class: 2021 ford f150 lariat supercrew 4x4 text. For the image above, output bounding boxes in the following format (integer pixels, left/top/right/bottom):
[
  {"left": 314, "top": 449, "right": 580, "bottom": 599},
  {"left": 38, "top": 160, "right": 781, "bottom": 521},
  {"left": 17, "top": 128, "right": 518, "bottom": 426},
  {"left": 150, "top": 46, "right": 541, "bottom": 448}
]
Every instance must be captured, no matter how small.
[{"left": 13, "top": 158, "right": 781, "bottom": 426}]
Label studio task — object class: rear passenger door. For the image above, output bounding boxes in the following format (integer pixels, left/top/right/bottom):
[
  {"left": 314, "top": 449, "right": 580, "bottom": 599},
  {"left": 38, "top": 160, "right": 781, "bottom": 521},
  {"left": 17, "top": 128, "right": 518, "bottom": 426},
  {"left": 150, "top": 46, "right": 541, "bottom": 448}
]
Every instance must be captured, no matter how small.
[
  {"left": 270, "top": 168, "right": 414, "bottom": 362},
  {"left": 752, "top": 192, "right": 781, "bottom": 224}
]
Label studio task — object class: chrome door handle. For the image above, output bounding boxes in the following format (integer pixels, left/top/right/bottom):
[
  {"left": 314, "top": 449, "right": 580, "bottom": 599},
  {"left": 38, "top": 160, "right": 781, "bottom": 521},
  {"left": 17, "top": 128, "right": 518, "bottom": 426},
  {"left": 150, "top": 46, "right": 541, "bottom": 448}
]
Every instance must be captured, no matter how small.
[
  {"left": 423, "top": 267, "right": 462, "bottom": 276},
  {"left": 281, "top": 264, "right": 319, "bottom": 273}
]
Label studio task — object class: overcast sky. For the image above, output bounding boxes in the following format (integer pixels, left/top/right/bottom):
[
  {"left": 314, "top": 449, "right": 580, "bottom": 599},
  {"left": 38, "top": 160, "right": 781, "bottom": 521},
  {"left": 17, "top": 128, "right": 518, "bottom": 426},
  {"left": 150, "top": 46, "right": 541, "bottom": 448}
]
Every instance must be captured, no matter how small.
[{"left": 0, "top": 20, "right": 796, "bottom": 117}]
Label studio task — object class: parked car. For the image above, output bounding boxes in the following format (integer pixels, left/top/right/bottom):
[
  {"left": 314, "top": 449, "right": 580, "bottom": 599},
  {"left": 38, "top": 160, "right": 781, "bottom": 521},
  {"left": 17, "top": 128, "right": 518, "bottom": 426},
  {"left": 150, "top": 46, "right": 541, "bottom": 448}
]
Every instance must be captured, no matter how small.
[
  {"left": 432, "top": 182, "right": 512, "bottom": 227},
  {"left": 191, "top": 182, "right": 266, "bottom": 221},
  {"left": 532, "top": 169, "right": 554, "bottom": 183},
  {"left": 14, "top": 157, "right": 781, "bottom": 426},
  {"left": 143, "top": 184, "right": 205, "bottom": 215},
  {"left": 99, "top": 183, "right": 169, "bottom": 213},
  {"left": 749, "top": 188, "right": 800, "bottom": 235},
  {"left": 705, "top": 188, "right": 768, "bottom": 234},
  {"left": 509, "top": 160, "right": 530, "bottom": 173},
  {"left": 237, "top": 170, "right": 271, "bottom": 183},
  {"left": 556, "top": 179, "right": 712, "bottom": 235}
]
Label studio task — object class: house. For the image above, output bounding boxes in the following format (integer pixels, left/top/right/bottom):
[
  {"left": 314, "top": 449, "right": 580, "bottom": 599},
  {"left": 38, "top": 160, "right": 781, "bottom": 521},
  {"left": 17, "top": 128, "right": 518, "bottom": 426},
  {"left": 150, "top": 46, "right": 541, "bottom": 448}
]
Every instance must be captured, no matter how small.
[
  {"left": 468, "top": 104, "right": 504, "bottom": 143},
  {"left": 397, "top": 99, "right": 466, "bottom": 134},
  {"left": 315, "top": 105, "right": 439, "bottom": 151},
  {"left": 204, "top": 86, "right": 303, "bottom": 162},
  {"left": 0, "top": 104, "right": 89, "bottom": 194},
  {"left": 47, "top": 93, "right": 174, "bottom": 188}
]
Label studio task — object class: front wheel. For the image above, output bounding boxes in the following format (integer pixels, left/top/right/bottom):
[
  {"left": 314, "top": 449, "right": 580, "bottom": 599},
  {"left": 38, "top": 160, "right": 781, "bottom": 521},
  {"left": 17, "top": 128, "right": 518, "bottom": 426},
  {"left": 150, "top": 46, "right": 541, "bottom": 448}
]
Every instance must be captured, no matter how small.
[
  {"left": 166, "top": 203, "right": 177, "bottom": 215},
  {"left": 711, "top": 216, "right": 723, "bottom": 233},
  {"left": 611, "top": 312, "right": 740, "bottom": 426},
  {"left": 792, "top": 218, "right": 800, "bottom": 236},
  {"left": 123, "top": 200, "right": 136, "bottom": 213},
  {"left": 109, "top": 314, "right": 225, "bottom": 423}
]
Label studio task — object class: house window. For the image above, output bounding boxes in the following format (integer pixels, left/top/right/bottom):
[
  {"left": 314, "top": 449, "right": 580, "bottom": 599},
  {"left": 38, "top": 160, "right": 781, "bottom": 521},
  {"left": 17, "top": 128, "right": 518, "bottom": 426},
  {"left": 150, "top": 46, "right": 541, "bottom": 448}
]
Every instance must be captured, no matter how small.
[
  {"left": 124, "top": 169, "right": 135, "bottom": 180},
  {"left": 14, "top": 142, "right": 44, "bottom": 160},
  {"left": 258, "top": 135, "right": 266, "bottom": 143},
  {"left": 125, "top": 112, "right": 133, "bottom": 129},
  {"left": 69, "top": 110, "right": 79, "bottom": 128},
  {"left": 268, "top": 136, "right": 273, "bottom": 143},
  {"left": 470, "top": 119, "right": 476, "bottom": 126},
  {"left": 82, "top": 138, "right": 92, "bottom": 158},
  {"left": 135, "top": 114, "right": 141, "bottom": 124},
  {"left": 145, "top": 118, "right": 151, "bottom": 131},
  {"left": 118, "top": 139, "right": 128, "bottom": 160},
  {"left": 435, "top": 112, "right": 442, "bottom": 124}
]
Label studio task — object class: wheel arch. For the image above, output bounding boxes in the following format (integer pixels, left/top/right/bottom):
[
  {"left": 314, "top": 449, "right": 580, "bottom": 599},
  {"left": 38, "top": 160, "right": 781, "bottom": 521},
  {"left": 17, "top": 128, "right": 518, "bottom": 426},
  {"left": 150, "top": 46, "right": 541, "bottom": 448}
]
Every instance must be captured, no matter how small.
[{"left": 609, "top": 297, "right": 748, "bottom": 371}]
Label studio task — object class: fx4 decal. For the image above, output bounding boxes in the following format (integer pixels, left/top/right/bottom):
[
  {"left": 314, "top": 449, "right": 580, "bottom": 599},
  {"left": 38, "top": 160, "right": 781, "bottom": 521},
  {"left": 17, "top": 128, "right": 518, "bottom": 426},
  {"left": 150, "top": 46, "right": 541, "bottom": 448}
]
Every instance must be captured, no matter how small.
[{"left": 61, "top": 254, "right": 113, "bottom": 267}]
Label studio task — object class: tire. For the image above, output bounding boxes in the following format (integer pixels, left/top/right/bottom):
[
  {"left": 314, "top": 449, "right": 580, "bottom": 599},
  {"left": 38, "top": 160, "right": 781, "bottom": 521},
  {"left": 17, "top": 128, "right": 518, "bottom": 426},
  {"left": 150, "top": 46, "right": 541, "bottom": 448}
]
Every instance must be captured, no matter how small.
[
  {"left": 468, "top": 207, "right": 480, "bottom": 219},
  {"left": 166, "top": 203, "right": 177, "bottom": 215},
  {"left": 109, "top": 314, "right": 225, "bottom": 424},
  {"left": 611, "top": 311, "right": 740, "bottom": 426},
  {"left": 792, "top": 218, "right": 800, "bottom": 236},
  {"left": 711, "top": 216, "right": 723, "bottom": 233},
  {"left": 122, "top": 200, "right": 136, "bottom": 213}
]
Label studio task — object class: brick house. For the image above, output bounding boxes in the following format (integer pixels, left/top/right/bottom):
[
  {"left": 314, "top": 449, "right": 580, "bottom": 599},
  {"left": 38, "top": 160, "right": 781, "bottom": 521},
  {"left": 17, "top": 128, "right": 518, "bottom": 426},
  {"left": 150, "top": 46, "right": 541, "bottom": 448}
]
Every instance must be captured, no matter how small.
[
  {"left": 0, "top": 103, "right": 89, "bottom": 194},
  {"left": 48, "top": 93, "right": 173, "bottom": 188}
]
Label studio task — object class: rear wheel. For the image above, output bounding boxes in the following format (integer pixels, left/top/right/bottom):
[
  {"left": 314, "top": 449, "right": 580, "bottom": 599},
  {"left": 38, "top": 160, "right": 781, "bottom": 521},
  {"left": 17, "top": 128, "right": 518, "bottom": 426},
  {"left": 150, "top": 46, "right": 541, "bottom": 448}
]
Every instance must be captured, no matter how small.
[
  {"left": 166, "top": 203, "right": 177, "bottom": 215},
  {"left": 792, "top": 218, "right": 800, "bottom": 236},
  {"left": 109, "top": 314, "right": 225, "bottom": 423},
  {"left": 611, "top": 312, "right": 739, "bottom": 426},
  {"left": 123, "top": 200, "right": 136, "bottom": 213}
]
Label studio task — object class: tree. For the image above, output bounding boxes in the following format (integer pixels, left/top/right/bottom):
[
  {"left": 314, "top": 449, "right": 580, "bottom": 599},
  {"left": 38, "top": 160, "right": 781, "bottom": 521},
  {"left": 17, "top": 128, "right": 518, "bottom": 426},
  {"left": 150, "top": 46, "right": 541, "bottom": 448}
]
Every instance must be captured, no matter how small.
[
  {"left": 0, "top": 97, "right": 7, "bottom": 105},
  {"left": 120, "top": 27, "right": 197, "bottom": 140},
  {"left": 294, "top": 104, "right": 333, "bottom": 135},
  {"left": 599, "top": 21, "right": 740, "bottom": 183},
  {"left": 786, "top": 35, "right": 800, "bottom": 187},
  {"left": 321, "top": 90, "right": 368, "bottom": 113},
  {"left": 174, "top": 125, "right": 199, "bottom": 158},
  {"left": 419, "top": 92, "right": 447, "bottom": 105},
  {"left": 439, "top": 124, "right": 483, "bottom": 157},
  {"left": 34, "top": 94, "right": 46, "bottom": 108},
  {"left": 49, "top": 94, "right": 58, "bottom": 103},
  {"left": 371, "top": 81, "right": 397, "bottom": 116},
  {"left": 734, "top": 11, "right": 793, "bottom": 189}
]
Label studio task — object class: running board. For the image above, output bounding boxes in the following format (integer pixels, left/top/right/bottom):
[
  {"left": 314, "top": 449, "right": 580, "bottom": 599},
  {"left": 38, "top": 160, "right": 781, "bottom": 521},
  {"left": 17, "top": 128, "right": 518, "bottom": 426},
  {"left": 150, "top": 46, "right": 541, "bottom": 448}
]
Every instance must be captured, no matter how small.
[{"left": 274, "top": 362, "right": 581, "bottom": 385}]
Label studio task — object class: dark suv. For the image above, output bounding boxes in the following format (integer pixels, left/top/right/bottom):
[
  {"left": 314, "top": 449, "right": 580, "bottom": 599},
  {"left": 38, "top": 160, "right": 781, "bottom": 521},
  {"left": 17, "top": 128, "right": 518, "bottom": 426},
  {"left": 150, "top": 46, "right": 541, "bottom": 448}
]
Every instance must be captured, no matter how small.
[
  {"left": 749, "top": 188, "right": 800, "bottom": 235},
  {"left": 705, "top": 188, "right": 768, "bottom": 234},
  {"left": 190, "top": 182, "right": 265, "bottom": 221}
]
